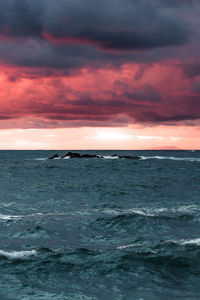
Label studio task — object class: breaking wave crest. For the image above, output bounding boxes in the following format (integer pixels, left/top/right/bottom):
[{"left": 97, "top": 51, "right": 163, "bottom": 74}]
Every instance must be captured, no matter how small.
[
  {"left": 166, "top": 238, "right": 200, "bottom": 246},
  {"left": 141, "top": 156, "right": 200, "bottom": 162},
  {"left": 0, "top": 249, "right": 37, "bottom": 260},
  {"left": 0, "top": 212, "right": 69, "bottom": 221},
  {"left": 1, "top": 205, "right": 198, "bottom": 222},
  {"left": 1, "top": 243, "right": 199, "bottom": 273},
  {"left": 100, "top": 205, "right": 200, "bottom": 219}
]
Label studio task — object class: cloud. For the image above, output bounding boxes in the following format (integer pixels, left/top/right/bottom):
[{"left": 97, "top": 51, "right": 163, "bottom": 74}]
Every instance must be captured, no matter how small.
[
  {"left": 0, "top": 62, "right": 200, "bottom": 128},
  {"left": 182, "top": 63, "right": 200, "bottom": 78},
  {"left": 124, "top": 84, "right": 162, "bottom": 103},
  {"left": 0, "top": 0, "right": 199, "bottom": 129},
  {"left": 136, "top": 135, "right": 164, "bottom": 140},
  {"left": 0, "top": 0, "right": 190, "bottom": 48},
  {"left": 0, "top": 0, "right": 195, "bottom": 71}
]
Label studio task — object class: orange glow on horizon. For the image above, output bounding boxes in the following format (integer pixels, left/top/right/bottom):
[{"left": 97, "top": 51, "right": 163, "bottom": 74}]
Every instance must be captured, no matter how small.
[{"left": 0, "top": 126, "right": 199, "bottom": 150}]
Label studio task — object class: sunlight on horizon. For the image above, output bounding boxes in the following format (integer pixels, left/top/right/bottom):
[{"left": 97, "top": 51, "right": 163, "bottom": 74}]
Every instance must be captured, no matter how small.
[{"left": 0, "top": 126, "right": 199, "bottom": 150}]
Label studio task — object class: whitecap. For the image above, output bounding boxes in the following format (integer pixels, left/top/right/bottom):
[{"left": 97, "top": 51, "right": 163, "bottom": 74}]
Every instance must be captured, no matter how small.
[
  {"left": 0, "top": 202, "right": 15, "bottom": 207},
  {"left": 166, "top": 238, "right": 200, "bottom": 246},
  {"left": 0, "top": 214, "right": 21, "bottom": 220},
  {"left": 100, "top": 205, "right": 200, "bottom": 219},
  {"left": 175, "top": 205, "right": 199, "bottom": 213},
  {"left": 0, "top": 212, "right": 57, "bottom": 221},
  {"left": 101, "top": 208, "right": 155, "bottom": 217},
  {"left": 34, "top": 158, "right": 48, "bottom": 161},
  {"left": 103, "top": 156, "right": 119, "bottom": 159},
  {"left": 141, "top": 156, "right": 200, "bottom": 162},
  {"left": 180, "top": 238, "right": 200, "bottom": 245},
  {"left": 130, "top": 209, "right": 155, "bottom": 217},
  {"left": 117, "top": 243, "right": 142, "bottom": 249},
  {"left": 0, "top": 249, "right": 37, "bottom": 259}
]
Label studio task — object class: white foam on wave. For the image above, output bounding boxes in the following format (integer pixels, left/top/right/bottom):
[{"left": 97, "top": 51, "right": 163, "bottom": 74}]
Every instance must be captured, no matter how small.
[
  {"left": 0, "top": 249, "right": 37, "bottom": 259},
  {"left": 35, "top": 157, "right": 63, "bottom": 160},
  {"left": 0, "top": 202, "right": 15, "bottom": 207},
  {"left": 0, "top": 211, "right": 71, "bottom": 221},
  {"left": 131, "top": 209, "right": 155, "bottom": 217},
  {"left": 101, "top": 205, "right": 200, "bottom": 218},
  {"left": 0, "top": 214, "right": 21, "bottom": 220},
  {"left": 141, "top": 156, "right": 200, "bottom": 162},
  {"left": 101, "top": 208, "right": 156, "bottom": 217},
  {"left": 175, "top": 205, "right": 199, "bottom": 213},
  {"left": 34, "top": 158, "right": 48, "bottom": 161},
  {"left": 118, "top": 237, "right": 200, "bottom": 251},
  {"left": 180, "top": 238, "right": 200, "bottom": 245},
  {"left": 166, "top": 238, "right": 200, "bottom": 246},
  {"left": 117, "top": 243, "right": 143, "bottom": 249},
  {"left": 1, "top": 205, "right": 198, "bottom": 222},
  {"left": 103, "top": 156, "right": 119, "bottom": 159}
]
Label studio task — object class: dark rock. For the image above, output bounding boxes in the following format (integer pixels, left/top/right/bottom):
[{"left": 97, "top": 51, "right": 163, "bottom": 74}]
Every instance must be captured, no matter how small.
[
  {"left": 48, "top": 154, "right": 59, "bottom": 159},
  {"left": 63, "top": 152, "right": 74, "bottom": 157},
  {"left": 49, "top": 152, "right": 141, "bottom": 160},
  {"left": 119, "top": 155, "right": 141, "bottom": 160},
  {"left": 133, "top": 156, "right": 141, "bottom": 160},
  {"left": 70, "top": 152, "right": 81, "bottom": 158},
  {"left": 81, "top": 154, "right": 98, "bottom": 158},
  {"left": 63, "top": 152, "right": 81, "bottom": 158}
]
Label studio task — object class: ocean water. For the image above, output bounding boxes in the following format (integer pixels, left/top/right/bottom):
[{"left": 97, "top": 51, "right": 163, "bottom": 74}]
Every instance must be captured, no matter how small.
[{"left": 0, "top": 150, "right": 200, "bottom": 300}]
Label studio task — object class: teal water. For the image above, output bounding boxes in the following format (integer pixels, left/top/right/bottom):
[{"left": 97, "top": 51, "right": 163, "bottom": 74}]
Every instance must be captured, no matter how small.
[{"left": 0, "top": 150, "right": 200, "bottom": 299}]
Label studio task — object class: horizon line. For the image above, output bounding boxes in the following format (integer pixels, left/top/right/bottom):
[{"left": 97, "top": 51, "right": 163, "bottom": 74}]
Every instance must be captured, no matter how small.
[{"left": 0, "top": 149, "right": 199, "bottom": 151}]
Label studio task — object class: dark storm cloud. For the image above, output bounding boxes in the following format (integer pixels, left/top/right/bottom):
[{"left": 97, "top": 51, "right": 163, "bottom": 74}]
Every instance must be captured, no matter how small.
[
  {"left": 182, "top": 63, "right": 200, "bottom": 78},
  {"left": 0, "top": 0, "right": 199, "bottom": 128},
  {"left": 0, "top": 0, "right": 191, "bottom": 51},
  {"left": 138, "top": 112, "right": 200, "bottom": 123},
  {"left": 190, "top": 80, "right": 200, "bottom": 93},
  {"left": 0, "top": 0, "right": 197, "bottom": 71},
  {"left": 124, "top": 84, "right": 162, "bottom": 103}
]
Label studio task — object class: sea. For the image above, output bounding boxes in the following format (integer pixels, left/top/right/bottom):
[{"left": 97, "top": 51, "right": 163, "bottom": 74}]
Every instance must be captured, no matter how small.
[{"left": 0, "top": 150, "right": 200, "bottom": 300}]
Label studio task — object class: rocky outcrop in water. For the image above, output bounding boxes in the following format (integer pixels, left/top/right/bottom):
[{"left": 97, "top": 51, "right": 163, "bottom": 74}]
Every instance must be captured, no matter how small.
[
  {"left": 48, "top": 154, "right": 60, "bottom": 160},
  {"left": 61, "top": 152, "right": 102, "bottom": 159},
  {"left": 49, "top": 152, "right": 141, "bottom": 160},
  {"left": 119, "top": 155, "right": 141, "bottom": 160}
]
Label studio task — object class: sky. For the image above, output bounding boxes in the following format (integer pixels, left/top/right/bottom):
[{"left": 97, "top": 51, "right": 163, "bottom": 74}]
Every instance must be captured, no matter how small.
[{"left": 0, "top": 0, "right": 200, "bottom": 149}]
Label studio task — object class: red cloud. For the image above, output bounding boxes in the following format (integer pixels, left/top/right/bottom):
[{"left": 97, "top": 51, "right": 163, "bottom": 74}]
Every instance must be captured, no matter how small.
[{"left": 0, "top": 61, "right": 200, "bottom": 129}]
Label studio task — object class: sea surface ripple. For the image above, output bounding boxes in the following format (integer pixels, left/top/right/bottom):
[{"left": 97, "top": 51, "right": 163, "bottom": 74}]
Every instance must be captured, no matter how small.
[{"left": 0, "top": 150, "right": 200, "bottom": 299}]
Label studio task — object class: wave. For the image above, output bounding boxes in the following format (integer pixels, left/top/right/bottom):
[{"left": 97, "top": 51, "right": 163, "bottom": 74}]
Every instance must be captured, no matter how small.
[
  {"left": 1, "top": 243, "right": 199, "bottom": 279},
  {"left": 0, "top": 204, "right": 198, "bottom": 229},
  {"left": 0, "top": 249, "right": 37, "bottom": 260},
  {"left": 101, "top": 205, "right": 200, "bottom": 218},
  {"left": 34, "top": 158, "right": 48, "bottom": 161},
  {"left": 1, "top": 205, "right": 198, "bottom": 222},
  {"left": 166, "top": 238, "right": 200, "bottom": 246},
  {"left": 102, "top": 156, "right": 119, "bottom": 159},
  {"left": 0, "top": 212, "right": 69, "bottom": 221},
  {"left": 92, "top": 205, "right": 200, "bottom": 229},
  {"left": 141, "top": 155, "right": 200, "bottom": 162},
  {"left": 117, "top": 237, "right": 200, "bottom": 251},
  {"left": 0, "top": 214, "right": 21, "bottom": 220}
]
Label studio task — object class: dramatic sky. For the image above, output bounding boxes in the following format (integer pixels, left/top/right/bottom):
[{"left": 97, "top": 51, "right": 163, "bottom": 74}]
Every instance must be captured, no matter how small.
[{"left": 0, "top": 0, "right": 200, "bottom": 149}]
